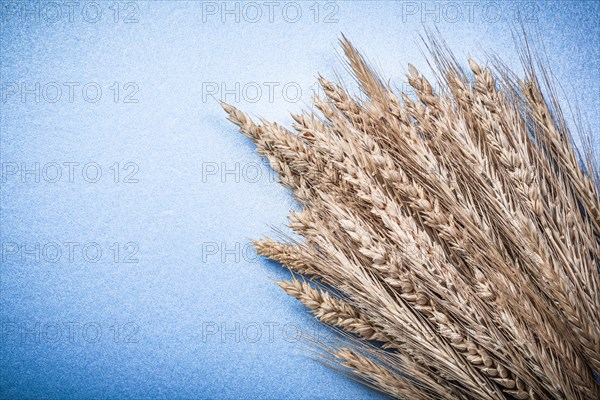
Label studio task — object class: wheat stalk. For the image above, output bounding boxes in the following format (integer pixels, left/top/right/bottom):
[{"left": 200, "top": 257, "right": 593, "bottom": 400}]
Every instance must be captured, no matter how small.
[{"left": 222, "top": 34, "right": 600, "bottom": 399}]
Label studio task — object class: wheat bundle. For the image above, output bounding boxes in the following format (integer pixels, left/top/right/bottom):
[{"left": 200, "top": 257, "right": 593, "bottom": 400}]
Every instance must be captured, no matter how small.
[{"left": 222, "top": 35, "right": 600, "bottom": 400}]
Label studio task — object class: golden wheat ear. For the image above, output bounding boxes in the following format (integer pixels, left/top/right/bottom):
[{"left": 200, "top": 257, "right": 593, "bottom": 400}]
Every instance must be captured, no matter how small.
[{"left": 225, "top": 33, "right": 600, "bottom": 400}]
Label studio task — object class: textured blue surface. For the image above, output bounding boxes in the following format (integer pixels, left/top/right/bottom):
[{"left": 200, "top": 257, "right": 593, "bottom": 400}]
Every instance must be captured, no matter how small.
[{"left": 0, "top": 1, "right": 598, "bottom": 399}]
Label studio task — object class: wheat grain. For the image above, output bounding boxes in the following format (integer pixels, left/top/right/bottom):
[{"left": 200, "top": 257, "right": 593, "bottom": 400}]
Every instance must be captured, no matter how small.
[{"left": 222, "top": 34, "right": 600, "bottom": 399}]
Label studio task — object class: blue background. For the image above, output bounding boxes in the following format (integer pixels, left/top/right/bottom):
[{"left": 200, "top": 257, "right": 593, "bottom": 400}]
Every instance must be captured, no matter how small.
[{"left": 1, "top": 1, "right": 598, "bottom": 398}]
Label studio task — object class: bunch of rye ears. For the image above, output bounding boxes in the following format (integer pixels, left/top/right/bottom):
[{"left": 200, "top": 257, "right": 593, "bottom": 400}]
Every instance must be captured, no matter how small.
[{"left": 222, "top": 34, "right": 600, "bottom": 400}]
